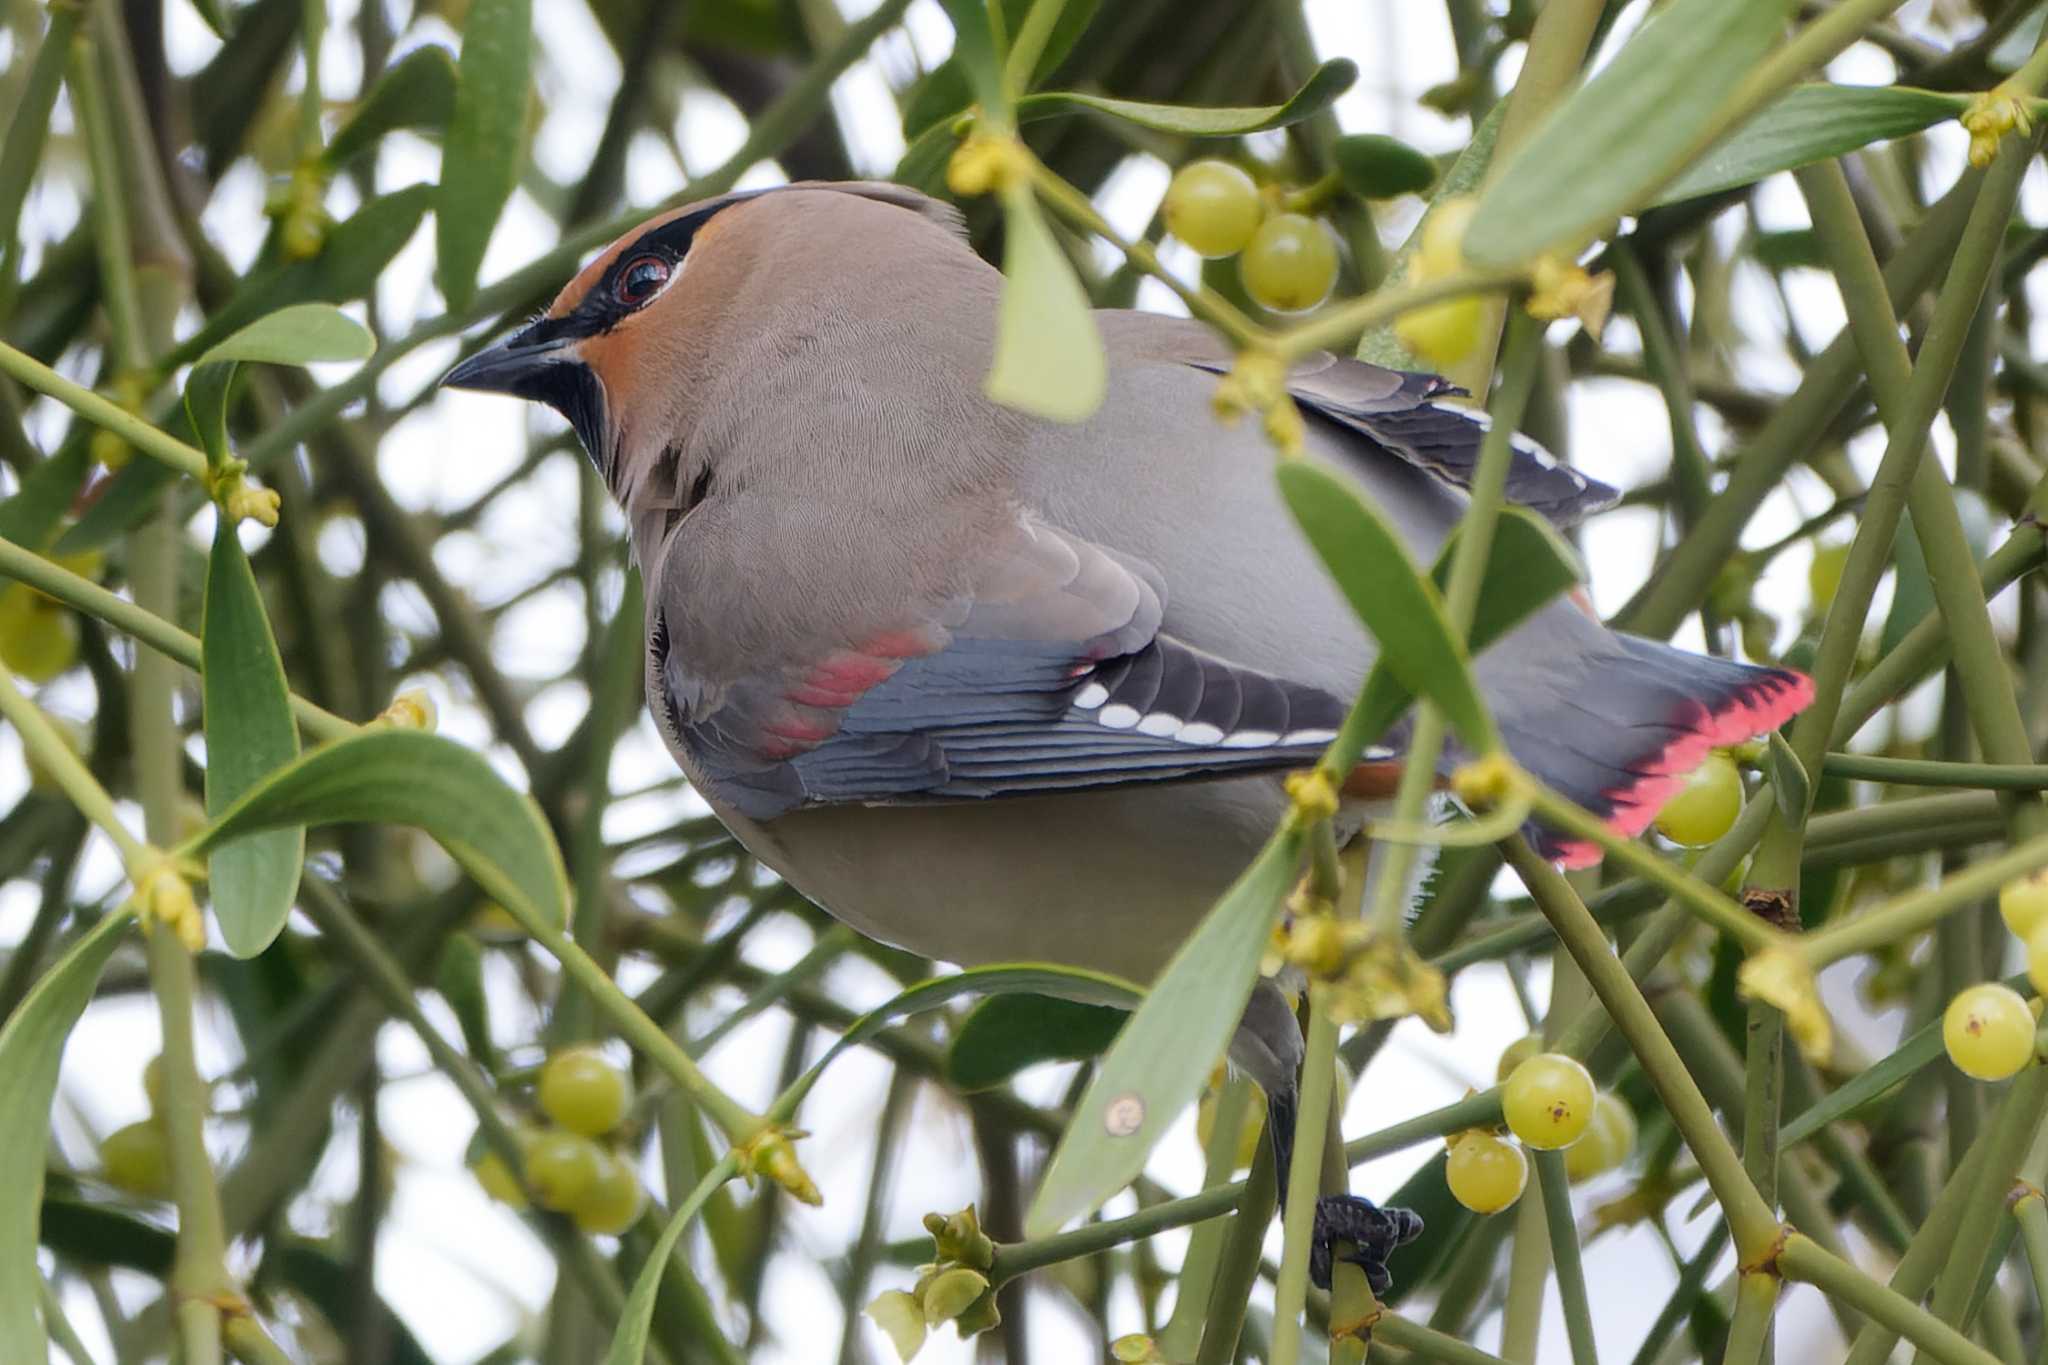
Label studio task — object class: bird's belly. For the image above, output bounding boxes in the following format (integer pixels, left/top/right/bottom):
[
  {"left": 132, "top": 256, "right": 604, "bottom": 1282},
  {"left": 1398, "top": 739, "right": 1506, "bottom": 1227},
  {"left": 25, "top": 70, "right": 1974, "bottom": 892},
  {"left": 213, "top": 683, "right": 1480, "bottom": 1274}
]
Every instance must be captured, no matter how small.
[{"left": 718, "top": 780, "right": 1293, "bottom": 984}]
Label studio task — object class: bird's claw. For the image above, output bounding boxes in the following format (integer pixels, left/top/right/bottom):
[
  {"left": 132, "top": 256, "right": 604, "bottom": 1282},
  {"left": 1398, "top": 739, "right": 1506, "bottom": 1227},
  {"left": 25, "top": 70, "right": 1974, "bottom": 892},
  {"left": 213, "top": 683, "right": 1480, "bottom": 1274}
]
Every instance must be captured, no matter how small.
[{"left": 1308, "top": 1193, "right": 1423, "bottom": 1295}]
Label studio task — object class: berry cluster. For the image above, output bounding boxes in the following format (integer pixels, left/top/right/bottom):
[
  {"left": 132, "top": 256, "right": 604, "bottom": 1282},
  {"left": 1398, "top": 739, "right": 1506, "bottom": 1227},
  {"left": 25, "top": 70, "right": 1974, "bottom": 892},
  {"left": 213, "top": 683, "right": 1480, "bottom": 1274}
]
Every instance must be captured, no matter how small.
[
  {"left": 1163, "top": 161, "right": 1340, "bottom": 314},
  {"left": 473, "top": 1045, "right": 646, "bottom": 1235},
  {"left": 1446, "top": 1045, "right": 1635, "bottom": 1215},
  {"left": 1932, "top": 875, "right": 2048, "bottom": 1082}
]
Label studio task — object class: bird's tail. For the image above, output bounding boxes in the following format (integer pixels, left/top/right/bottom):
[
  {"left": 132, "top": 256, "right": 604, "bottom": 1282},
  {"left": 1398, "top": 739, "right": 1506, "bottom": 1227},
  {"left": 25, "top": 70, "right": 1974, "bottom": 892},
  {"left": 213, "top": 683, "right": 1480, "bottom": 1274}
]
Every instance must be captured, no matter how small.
[{"left": 1498, "top": 636, "right": 1814, "bottom": 869}]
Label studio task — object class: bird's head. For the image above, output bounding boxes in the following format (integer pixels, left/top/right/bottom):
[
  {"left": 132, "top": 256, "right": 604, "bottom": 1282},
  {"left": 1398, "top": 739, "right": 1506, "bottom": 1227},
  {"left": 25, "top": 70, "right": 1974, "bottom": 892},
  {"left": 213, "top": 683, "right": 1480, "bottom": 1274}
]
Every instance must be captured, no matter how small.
[
  {"left": 438, "top": 189, "right": 764, "bottom": 478},
  {"left": 440, "top": 181, "right": 967, "bottom": 494}
]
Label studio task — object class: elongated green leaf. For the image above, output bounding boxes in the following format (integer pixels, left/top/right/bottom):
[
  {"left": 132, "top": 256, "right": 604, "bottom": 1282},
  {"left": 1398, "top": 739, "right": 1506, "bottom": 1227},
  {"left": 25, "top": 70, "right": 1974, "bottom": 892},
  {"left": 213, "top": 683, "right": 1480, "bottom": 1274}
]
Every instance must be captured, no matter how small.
[
  {"left": 196, "top": 302, "right": 376, "bottom": 369},
  {"left": 0, "top": 911, "right": 134, "bottom": 1357},
  {"left": 1026, "top": 830, "right": 1302, "bottom": 1237},
  {"left": 986, "top": 184, "right": 1105, "bottom": 422},
  {"left": 603, "top": 1157, "right": 740, "bottom": 1365},
  {"left": 948, "top": 994, "right": 1128, "bottom": 1092},
  {"left": 1655, "top": 84, "right": 1966, "bottom": 204},
  {"left": 1345, "top": 505, "right": 1581, "bottom": 747},
  {"left": 323, "top": 45, "right": 460, "bottom": 170},
  {"left": 189, "top": 730, "right": 570, "bottom": 931},
  {"left": 1465, "top": 0, "right": 1795, "bottom": 268},
  {"left": 1017, "top": 58, "right": 1356, "bottom": 136},
  {"left": 1780, "top": 1009, "right": 1947, "bottom": 1147},
  {"left": 1278, "top": 462, "right": 1497, "bottom": 751},
  {"left": 202, "top": 521, "right": 303, "bottom": 957},
  {"left": 438, "top": 0, "right": 532, "bottom": 310},
  {"left": 183, "top": 304, "right": 377, "bottom": 466}
]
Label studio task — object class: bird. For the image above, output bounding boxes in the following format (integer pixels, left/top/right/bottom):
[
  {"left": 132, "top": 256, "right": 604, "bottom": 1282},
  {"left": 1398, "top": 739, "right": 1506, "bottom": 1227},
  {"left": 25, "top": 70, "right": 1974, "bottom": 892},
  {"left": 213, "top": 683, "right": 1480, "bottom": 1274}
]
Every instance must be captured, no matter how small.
[{"left": 443, "top": 179, "right": 1813, "bottom": 1296}]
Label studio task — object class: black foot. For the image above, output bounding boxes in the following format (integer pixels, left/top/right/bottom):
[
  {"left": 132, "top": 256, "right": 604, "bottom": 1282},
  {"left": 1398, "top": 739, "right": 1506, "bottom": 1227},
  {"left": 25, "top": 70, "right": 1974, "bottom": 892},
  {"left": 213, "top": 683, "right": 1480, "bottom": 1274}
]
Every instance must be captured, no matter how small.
[
  {"left": 1308, "top": 1193, "right": 1424, "bottom": 1294},
  {"left": 1267, "top": 1087, "right": 1424, "bottom": 1296}
]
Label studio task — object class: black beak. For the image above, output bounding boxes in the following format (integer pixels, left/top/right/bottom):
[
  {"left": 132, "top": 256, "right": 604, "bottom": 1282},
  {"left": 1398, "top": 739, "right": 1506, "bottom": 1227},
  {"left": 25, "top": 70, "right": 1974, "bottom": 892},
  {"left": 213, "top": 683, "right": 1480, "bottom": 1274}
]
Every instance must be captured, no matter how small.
[
  {"left": 441, "top": 328, "right": 571, "bottom": 397},
  {"left": 441, "top": 325, "right": 612, "bottom": 471}
]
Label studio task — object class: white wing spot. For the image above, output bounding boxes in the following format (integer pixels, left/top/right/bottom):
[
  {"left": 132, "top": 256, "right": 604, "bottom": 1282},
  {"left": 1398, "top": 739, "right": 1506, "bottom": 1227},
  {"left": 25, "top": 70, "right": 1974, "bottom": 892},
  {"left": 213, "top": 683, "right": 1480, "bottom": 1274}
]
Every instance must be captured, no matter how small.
[
  {"left": 1073, "top": 682, "right": 1109, "bottom": 709},
  {"left": 1136, "top": 712, "right": 1182, "bottom": 737},
  {"left": 1363, "top": 745, "right": 1397, "bottom": 760},
  {"left": 1098, "top": 703, "right": 1142, "bottom": 729},
  {"left": 1508, "top": 431, "right": 1562, "bottom": 469},
  {"left": 1219, "top": 729, "right": 1280, "bottom": 748},
  {"left": 1175, "top": 722, "right": 1225, "bottom": 745},
  {"left": 1281, "top": 728, "right": 1338, "bottom": 745}
]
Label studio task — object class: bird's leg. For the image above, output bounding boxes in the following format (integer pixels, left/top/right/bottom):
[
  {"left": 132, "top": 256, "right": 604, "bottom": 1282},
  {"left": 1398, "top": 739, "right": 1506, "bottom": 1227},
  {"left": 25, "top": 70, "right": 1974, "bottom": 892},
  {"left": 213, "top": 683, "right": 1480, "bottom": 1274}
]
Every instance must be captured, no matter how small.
[{"left": 1267, "top": 1082, "right": 1424, "bottom": 1296}]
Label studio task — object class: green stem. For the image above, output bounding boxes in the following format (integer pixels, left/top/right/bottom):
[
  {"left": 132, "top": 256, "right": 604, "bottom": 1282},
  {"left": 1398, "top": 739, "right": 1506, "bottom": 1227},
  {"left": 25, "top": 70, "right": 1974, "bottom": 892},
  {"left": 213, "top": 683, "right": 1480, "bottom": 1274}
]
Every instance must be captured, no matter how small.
[
  {"left": 1502, "top": 838, "right": 1782, "bottom": 1261},
  {"left": 1365, "top": 309, "right": 1542, "bottom": 935},
  {"left": 0, "top": 341, "right": 207, "bottom": 481},
  {"left": 523, "top": 915, "right": 774, "bottom": 1158},
  {"left": 221, "top": 1315, "right": 293, "bottom": 1365},
  {"left": 1277, "top": 265, "right": 1520, "bottom": 361},
  {"left": 1002, "top": 0, "right": 1069, "bottom": 95},
  {"left": 1025, "top": 159, "right": 1265, "bottom": 348},
  {"left": 1833, "top": 527, "right": 2045, "bottom": 746},
  {"left": 1913, "top": 1068, "right": 2048, "bottom": 1354},
  {"left": 1781, "top": 1234, "right": 2001, "bottom": 1365},
  {"left": 1270, "top": 987, "right": 1341, "bottom": 1365},
  {"left": 1794, "top": 152, "right": 2047, "bottom": 844},
  {"left": 1193, "top": 1131, "right": 1278, "bottom": 1365},
  {"left": 130, "top": 503, "right": 233, "bottom": 1365},
  {"left": 1804, "top": 829, "right": 2048, "bottom": 965},
  {"left": 0, "top": 534, "right": 354, "bottom": 740},
  {"left": 0, "top": 2, "right": 82, "bottom": 315},
  {"left": 2013, "top": 1191, "right": 2048, "bottom": 1342},
  {"left": 1153, "top": 1075, "right": 1254, "bottom": 1359},
  {"left": 67, "top": 26, "right": 143, "bottom": 373},
  {"left": 1742, "top": 1003, "right": 1783, "bottom": 1213},
  {"left": 1373, "top": 1310, "right": 1515, "bottom": 1365},
  {"left": 1615, "top": 171, "right": 1979, "bottom": 639},
  {"left": 1533, "top": 1150, "right": 1600, "bottom": 1364},
  {"left": 1821, "top": 753, "right": 2048, "bottom": 790},
  {"left": 1751, "top": 134, "right": 2038, "bottom": 893},
  {"left": 0, "top": 662, "right": 145, "bottom": 864},
  {"left": 1722, "top": 1271, "right": 1782, "bottom": 1365},
  {"left": 1516, "top": 781, "right": 1779, "bottom": 950},
  {"left": 1500, "top": 1179, "right": 1549, "bottom": 1364}
]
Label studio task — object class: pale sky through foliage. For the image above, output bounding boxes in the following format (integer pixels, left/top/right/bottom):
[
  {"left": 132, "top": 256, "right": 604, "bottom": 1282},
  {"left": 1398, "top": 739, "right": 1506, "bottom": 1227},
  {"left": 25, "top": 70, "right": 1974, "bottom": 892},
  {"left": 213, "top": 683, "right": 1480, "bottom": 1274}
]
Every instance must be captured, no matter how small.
[{"left": 7, "top": 1, "right": 2043, "bottom": 1361}]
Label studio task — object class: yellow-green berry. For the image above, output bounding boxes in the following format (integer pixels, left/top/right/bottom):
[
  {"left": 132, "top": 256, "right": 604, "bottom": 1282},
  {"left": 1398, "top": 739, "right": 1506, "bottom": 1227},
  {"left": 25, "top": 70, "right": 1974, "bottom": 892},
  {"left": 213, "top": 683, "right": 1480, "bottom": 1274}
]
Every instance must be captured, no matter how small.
[
  {"left": 1502, "top": 1052, "right": 1595, "bottom": 1150},
  {"left": 1445, "top": 1132, "right": 1526, "bottom": 1213},
  {"left": 525, "top": 1128, "right": 603, "bottom": 1211},
  {"left": 537, "top": 1045, "right": 633, "bottom": 1136},
  {"left": 1563, "top": 1091, "right": 1636, "bottom": 1182},
  {"left": 1163, "top": 160, "right": 1264, "bottom": 259},
  {"left": 1943, "top": 983, "right": 2036, "bottom": 1081},
  {"left": 1241, "top": 213, "right": 1339, "bottom": 313},
  {"left": 1654, "top": 752, "right": 1743, "bottom": 848}
]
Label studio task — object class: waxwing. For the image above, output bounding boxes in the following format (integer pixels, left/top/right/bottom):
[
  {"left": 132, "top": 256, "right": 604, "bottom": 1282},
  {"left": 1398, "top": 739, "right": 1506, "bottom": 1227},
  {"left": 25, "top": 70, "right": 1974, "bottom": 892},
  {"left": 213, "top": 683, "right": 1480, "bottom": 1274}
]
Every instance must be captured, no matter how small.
[{"left": 445, "top": 180, "right": 1812, "bottom": 1295}]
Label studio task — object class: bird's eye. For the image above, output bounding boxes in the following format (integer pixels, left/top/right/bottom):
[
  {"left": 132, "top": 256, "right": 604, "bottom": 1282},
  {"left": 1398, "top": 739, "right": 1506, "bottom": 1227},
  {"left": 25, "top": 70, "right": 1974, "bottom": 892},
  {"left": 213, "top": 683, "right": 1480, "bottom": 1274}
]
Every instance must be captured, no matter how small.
[{"left": 614, "top": 255, "right": 671, "bottom": 307}]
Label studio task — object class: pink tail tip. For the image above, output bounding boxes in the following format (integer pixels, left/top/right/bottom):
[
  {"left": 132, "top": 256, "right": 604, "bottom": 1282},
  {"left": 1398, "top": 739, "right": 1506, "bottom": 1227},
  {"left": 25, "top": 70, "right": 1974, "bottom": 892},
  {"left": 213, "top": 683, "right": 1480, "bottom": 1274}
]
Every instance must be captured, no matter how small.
[{"left": 1547, "top": 667, "right": 1814, "bottom": 870}]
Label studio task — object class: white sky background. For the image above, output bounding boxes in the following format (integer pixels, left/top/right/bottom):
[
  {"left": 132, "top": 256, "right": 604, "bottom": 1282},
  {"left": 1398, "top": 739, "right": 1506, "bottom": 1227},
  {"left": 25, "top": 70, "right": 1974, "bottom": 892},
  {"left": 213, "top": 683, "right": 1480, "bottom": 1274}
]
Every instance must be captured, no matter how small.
[{"left": 7, "top": 0, "right": 2046, "bottom": 1361}]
